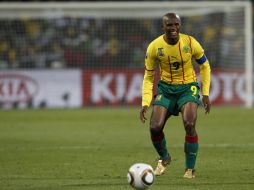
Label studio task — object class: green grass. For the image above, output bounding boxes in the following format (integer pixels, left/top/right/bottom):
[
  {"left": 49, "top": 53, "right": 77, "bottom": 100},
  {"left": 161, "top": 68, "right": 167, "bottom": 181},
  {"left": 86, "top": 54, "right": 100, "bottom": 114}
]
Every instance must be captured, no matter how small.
[{"left": 0, "top": 107, "right": 254, "bottom": 190}]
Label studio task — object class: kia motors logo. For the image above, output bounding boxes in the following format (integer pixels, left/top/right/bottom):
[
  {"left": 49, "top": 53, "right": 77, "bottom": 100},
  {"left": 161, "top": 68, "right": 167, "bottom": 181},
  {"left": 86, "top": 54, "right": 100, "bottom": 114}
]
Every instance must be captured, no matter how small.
[{"left": 0, "top": 74, "right": 39, "bottom": 103}]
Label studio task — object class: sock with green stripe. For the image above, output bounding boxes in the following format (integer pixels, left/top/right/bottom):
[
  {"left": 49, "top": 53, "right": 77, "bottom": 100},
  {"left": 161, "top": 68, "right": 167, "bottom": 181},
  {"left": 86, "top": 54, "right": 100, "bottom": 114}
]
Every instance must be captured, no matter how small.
[
  {"left": 151, "top": 132, "right": 169, "bottom": 160},
  {"left": 184, "top": 135, "right": 199, "bottom": 169}
]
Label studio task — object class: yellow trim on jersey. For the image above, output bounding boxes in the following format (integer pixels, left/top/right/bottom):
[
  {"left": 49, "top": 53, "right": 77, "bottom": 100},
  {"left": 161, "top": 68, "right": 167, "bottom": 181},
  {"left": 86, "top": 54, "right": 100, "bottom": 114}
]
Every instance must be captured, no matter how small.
[{"left": 142, "top": 33, "right": 211, "bottom": 107}]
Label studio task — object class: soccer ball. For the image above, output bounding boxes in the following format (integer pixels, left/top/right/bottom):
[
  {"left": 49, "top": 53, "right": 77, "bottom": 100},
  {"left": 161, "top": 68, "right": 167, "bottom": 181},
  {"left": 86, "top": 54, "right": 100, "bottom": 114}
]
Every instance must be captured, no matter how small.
[{"left": 127, "top": 163, "right": 155, "bottom": 189}]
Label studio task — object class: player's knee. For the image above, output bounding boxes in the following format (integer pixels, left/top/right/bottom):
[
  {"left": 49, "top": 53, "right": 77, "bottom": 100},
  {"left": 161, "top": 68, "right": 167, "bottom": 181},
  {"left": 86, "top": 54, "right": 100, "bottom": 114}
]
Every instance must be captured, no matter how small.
[
  {"left": 150, "top": 119, "right": 164, "bottom": 135},
  {"left": 184, "top": 121, "right": 196, "bottom": 136},
  {"left": 150, "top": 126, "right": 162, "bottom": 136},
  {"left": 150, "top": 117, "right": 164, "bottom": 128}
]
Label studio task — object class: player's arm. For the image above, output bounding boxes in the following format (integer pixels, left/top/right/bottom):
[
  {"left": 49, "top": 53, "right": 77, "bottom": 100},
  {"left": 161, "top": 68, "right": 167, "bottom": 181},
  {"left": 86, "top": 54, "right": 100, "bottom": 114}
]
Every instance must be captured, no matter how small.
[
  {"left": 197, "top": 55, "right": 211, "bottom": 96},
  {"left": 198, "top": 57, "right": 211, "bottom": 114},
  {"left": 191, "top": 36, "right": 211, "bottom": 113},
  {"left": 140, "top": 43, "right": 156, "bottom": 123}
]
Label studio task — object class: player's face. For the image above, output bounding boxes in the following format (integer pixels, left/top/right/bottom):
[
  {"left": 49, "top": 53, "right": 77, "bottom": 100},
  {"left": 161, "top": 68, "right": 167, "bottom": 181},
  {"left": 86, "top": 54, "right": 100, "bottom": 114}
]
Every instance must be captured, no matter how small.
[{"left": 162, "top": 16, "right": 181, "bottom": 44}]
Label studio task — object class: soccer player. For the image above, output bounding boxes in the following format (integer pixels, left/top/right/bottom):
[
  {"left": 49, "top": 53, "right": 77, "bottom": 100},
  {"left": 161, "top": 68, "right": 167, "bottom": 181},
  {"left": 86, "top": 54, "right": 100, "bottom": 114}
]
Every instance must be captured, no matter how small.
[{"left": 139, "top": 13, "right": 211, "bottom": 178}]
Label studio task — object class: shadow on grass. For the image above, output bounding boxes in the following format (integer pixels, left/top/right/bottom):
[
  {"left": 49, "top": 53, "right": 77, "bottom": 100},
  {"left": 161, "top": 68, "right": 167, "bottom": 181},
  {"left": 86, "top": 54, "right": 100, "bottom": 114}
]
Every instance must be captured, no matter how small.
[
  {"left": 63, "top": 182, "right": 126, "bottom": 187},
  {"left": 63, "top": 181, "right": 254, "bottom": 188},
  {"left": 157, "top": 182, "right": 254, "bottom": 186}
]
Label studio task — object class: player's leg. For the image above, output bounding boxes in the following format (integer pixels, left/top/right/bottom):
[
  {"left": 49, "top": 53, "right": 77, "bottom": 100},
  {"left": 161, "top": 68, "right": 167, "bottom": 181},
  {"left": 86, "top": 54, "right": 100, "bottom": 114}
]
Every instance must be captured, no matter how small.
[
  {"left": 150, "top": 105, "right": 171, "bottom": 175},
  {"left": 150, "top": 105, "right": 170, "bottom": 161},
  {"left": 181, "top": 102, "right": 198, "bottom": 178}
]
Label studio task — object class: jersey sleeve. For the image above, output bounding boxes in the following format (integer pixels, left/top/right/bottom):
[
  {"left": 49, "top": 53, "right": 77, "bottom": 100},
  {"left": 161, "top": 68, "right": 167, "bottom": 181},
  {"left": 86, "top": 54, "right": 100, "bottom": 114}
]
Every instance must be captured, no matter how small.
[
  {"left": 142, "top": 43, "right": 157, "bottom": 107},
  {"left": 191, "top": 36, "right": 211, "bottom": 96},
  {"left": 199, "top": 61, "right": 211, "bottom": 96},
  {"left": 190, "top": 36, "right": 205, "bottom": 59}
]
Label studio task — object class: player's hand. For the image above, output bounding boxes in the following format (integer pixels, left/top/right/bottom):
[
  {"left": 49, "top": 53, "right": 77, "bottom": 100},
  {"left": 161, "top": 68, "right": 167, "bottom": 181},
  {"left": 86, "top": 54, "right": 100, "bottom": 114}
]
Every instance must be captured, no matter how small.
[
  {"left": 140, "top": 106, "right": 148, "bottom": 123},
  {"left": 202, "top": 95, "right": 211, "bottom": 114}
]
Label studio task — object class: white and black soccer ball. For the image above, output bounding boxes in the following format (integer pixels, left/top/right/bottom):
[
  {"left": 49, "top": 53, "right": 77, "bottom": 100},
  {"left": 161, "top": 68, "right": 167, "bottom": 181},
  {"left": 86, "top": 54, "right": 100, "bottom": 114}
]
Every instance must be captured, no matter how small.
[{"left": 127, "top": 163, "right": 155, "bottom": 189}]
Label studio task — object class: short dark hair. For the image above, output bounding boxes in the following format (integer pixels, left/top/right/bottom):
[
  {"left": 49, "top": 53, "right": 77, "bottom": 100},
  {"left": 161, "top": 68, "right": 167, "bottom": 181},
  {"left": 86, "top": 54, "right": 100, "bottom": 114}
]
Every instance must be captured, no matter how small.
[{"left": 163, "top": 13, "right": 181, "bottom": 22}]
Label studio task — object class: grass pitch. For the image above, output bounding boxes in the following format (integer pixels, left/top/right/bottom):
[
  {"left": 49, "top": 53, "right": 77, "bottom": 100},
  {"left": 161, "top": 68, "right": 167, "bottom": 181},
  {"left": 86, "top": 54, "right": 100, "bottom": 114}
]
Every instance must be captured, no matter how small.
[{"left": 0, "top": 107, "right": 254, "bottom": 190}]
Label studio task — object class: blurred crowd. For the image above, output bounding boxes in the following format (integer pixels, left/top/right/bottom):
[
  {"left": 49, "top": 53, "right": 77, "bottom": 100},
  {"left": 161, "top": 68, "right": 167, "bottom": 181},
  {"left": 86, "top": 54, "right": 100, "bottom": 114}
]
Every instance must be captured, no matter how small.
[
  {"left": 0, "top": 0, "right": 250, "bottom": 69},
  {"left": 0, "top": 18, "right": 158, "bottom": 69}
]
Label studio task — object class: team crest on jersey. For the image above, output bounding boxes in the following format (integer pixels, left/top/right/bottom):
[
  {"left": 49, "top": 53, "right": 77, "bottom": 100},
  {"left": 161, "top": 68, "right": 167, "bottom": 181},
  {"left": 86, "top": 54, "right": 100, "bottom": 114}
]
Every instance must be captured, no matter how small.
[
  {"left": 183, "top": 45, "right": 190, "bottom": 53},
  {"left": 157, "top": 48, "right": 164, "bottom": 56}
]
